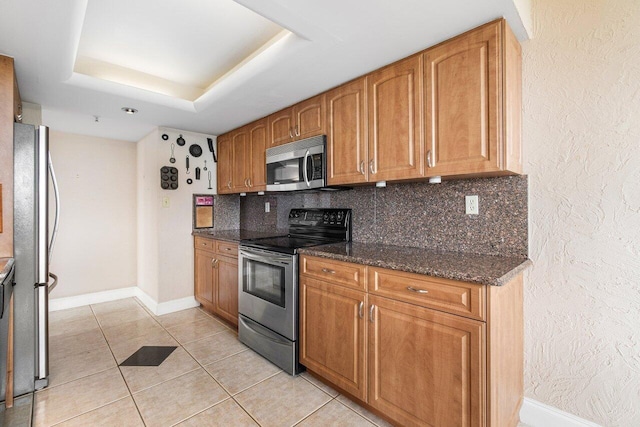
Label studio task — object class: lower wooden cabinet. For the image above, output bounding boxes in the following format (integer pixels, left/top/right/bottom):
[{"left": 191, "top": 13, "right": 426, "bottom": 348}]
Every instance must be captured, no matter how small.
[
  {"left": 299, "top": 254, "right": 523, "bottom": 427},
  {"left": 368, "top": 295, "right": 484, "bottom": 427},
  {"left": 194, "top": 237, "right": 238, "bottom": 326},
  {"left": 299, "top": 277, "right": 367, "bottom": 401}
]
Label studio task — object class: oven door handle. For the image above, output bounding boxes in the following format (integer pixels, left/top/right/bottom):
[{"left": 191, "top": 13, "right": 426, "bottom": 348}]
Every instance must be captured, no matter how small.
[{"left": 240, "top": 249, "right": 292, "bottom": 266}]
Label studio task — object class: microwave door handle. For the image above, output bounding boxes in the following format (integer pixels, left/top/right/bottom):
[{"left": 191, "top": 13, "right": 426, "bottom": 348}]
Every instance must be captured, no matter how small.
[{"left": 303, "top": 149, "right": 310, "bottom": 187}]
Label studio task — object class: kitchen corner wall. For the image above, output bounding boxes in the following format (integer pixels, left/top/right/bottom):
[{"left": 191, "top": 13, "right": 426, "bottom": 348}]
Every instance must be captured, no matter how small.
[
  {"left": 49, "top": 131, "right": 137, "bottom": 298},
  {"left": 239, "top": 175, "right": 528, "bottom": 258},
  {"left": 137, "top": 128, "right": 216, "bottom": 304}
]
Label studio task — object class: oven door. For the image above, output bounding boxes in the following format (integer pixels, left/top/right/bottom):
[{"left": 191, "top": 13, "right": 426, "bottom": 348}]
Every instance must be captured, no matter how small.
[{"left": 238, "top": 247, "right": 297, "bottom": 340}]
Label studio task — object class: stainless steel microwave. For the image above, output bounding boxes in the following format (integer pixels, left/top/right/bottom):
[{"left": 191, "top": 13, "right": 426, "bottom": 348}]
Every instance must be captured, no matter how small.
[{"left": 266, "top": 135, "right": 326, "bottom": 191}]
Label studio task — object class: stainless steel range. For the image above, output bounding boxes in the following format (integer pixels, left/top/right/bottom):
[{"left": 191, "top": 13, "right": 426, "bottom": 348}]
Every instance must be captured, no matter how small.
[{"left": 238, "top": 208, "right": 352, "bottom": 375}]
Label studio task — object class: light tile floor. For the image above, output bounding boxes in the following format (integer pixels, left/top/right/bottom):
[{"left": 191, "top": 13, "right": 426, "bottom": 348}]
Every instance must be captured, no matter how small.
[{"left": 33, "top": 298, "right": 394, "bottom": 427}]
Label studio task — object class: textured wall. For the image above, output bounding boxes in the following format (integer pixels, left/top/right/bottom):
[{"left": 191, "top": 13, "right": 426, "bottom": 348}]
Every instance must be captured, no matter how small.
[
  {"left": 522, "top": 0, "right": 640, "bottom": 425},
  {"left": 240, "top": 175, "right": 528, "bottom": 258}
]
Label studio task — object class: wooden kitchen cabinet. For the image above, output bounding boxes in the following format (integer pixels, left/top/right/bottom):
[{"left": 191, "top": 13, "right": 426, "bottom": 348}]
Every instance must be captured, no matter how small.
[
  {"left": 326, "top": 77, "right": 369, "bottom": 185},
  {"left": 231, "top": 127, "right": 250, "bottom": 192},
  {"left": 299, "top": 277, "right": 367, "bottom": 401},
  {"left": 218, "top": 118, "right": 267, "bottom": 194},
  {"left": 299, "top": 254, "right": 524, "bottom": 427},
  {"left": 216, "top": 134, "right": 233, "bottom": 194},
  {"left": 193, "top": 237, "right": 239, "bottom": 327},
  {"left": 367, "top": 55, "right": 424, "bottom": 182},
  {"left": 368, "top": 294, "right": 484, "bottom": 427},
  {"left": 423, "top": 19, "right": 522, "bottom": 177},
  {"left": 268, "top": 94, "right": 326, "bottom": 147}
]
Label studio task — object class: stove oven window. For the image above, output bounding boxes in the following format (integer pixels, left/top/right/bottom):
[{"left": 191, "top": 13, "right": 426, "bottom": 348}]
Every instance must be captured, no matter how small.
[{"left": 242, "top": 258, "right": 286, "bottom": 307}]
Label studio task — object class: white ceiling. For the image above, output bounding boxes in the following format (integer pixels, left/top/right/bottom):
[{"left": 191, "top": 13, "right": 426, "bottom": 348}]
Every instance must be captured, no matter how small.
[{"left": 0, "top": 0, "right": 531, "bottom": 142}]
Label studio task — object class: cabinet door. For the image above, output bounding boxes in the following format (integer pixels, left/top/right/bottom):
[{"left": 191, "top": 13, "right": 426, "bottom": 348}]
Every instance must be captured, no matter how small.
[
  {"left": 424, "top": 22, "right": 501, "bottom": 176},
  {"left": 368, "top": 56, "right": 423, "bottom": 181},
  {"left": 268, "top": 108, "right": 294, "bottom": 147},
  {"left": 194, "top": 249, "right": 215, "bottom": 311},
  {"left": 300, "top": 277, "right": 367, "bottom": 401},
  {"left": 326, "top": 78, "right": 368, "bottom": 185},
  {"left": 216, "top": 134, "right": 233, "bottom": 194},
  {"left": 368, "top": 295, "right": 485, "bottom": 427},
  {"left": 294, "top": 94, "right": 325, "bottom": 140},
  {"left": 248, "top": 118, "right": 267, "bottom": 191},
  {"left": 215, "top": 255, "right": 239, "bottom": 326},
  {"left": 231, "top": 127, "right": 250, "bottom": 192}
]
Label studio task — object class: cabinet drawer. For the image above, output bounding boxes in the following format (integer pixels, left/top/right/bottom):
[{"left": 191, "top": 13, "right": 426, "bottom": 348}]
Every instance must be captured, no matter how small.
[
  {"left": 216, "top": 241, "right": 238, "bottom": 257},
  {"left": 300, "top": 255, "right": 366, "bottom": 291},
  {"left": 194, "top": 237, "right": 215, "bottom": 252},
  {"left": 368, "top": 267, "right": 485, "bottom": 320}
]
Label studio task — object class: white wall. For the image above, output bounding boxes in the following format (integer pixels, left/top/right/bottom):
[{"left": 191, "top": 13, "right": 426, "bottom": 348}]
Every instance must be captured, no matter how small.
[
  {"left": 136, "top": 128, "right": 216, "bottom": 304},
  {"left": 48, "top": 131, "right": 137, "bottom": 298},
  {"left": 523, "top": 0, "right": 640, "bottom": 425}
]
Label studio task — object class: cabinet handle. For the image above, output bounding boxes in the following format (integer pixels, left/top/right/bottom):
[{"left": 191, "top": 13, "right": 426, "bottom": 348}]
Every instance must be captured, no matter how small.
[
  {"left": 427, "top": 150, "right": 435, "bottom": 168},
  {"left": 321, "top": 268, "right": 336, "bottom": 274},
  {"left": 358, "top": 301, "right": 364, "bottom": 319},
  {"left": 360, "top": 161, "right": 365, "bottom": 175},
  {"left": 407, "top": 286, "right": 429, "bottom": 294},
  {"left": 289, "top": 128, "right": 294, "bottom": 139},
  {"left": 248, "top": 178, "right": 252, "bottom": 187},
  {"left": 227, "top": 180, "right": 232, "bottom": 189},
  {"left": 369, "top": 159, "right": 375, "bottom": 175},
  {"left": 369, "top": 304, "right": 375, "bottom": 323},
  {"left": 295, "top": 125, "right": 300, "bottom": 137},
  {"left": 211, "top": 258, "right": 218, "bottom": 268}
]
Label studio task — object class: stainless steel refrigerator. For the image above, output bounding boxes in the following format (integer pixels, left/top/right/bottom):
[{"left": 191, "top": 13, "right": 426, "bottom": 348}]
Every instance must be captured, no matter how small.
[{"left": 10, "top": 123, "right": 60, "bottom": 395}]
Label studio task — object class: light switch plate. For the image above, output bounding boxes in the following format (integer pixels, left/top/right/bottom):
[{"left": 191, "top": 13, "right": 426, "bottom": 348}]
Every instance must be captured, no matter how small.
[{"left": 265, "top": 202, "right": 270, "bottom": 213}]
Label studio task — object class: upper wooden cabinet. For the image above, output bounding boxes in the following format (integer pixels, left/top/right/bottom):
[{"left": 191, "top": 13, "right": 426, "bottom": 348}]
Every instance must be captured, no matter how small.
[
  {"left": 217, "top": 118, "right": 267, "bottom": 194},
  {"left": 424, "top": 20, "right": 522, "bottom": 177},
  {"left": 268, "top": 94, "right": 326, "bottom": 147},
  {"left": 368, "top": 56, "right": 424, "bottom": 182},
  {"left": 216, "top": 134, "right": 233, "bottom": 194},
  {"left": 326, "top": 77, "right": 369, "bottom": 185}
]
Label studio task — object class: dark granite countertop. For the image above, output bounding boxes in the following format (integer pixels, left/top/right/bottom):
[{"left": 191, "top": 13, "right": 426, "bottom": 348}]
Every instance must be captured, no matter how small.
[
  {"left": 298, "top": 242, "right": 531, "bottom": 286},
  {"left": 0, "top": 257, "right": 15, "bottom": 284},
  {"left": 192, "top": 229, "right": 288, "bottom": 243}
]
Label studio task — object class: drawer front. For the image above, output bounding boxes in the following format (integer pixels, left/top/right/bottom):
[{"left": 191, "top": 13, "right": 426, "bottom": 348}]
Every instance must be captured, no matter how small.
[
  {"left": 300, "top": 255, "right": 366, "bottom": 291},
  {"left": 194, "top": 236, "right": 215, "bottom": 252},
  {"left": 368, "top": 267, "right": 485, "bottom": 320},
  {"left": 216, "top": 241, "right": 239, "bottom": 257}
]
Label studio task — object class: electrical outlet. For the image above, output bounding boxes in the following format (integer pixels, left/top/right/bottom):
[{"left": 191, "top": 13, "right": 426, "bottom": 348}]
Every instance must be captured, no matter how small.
[
  {"left": 265, "top": 202, "right": 270, "bottom": 213},
  {"left": 465, "top": 195, "right": 479, "bottom": 215},
  {"left": 162, "top": 197, "right": 170, "bottom": 208}
]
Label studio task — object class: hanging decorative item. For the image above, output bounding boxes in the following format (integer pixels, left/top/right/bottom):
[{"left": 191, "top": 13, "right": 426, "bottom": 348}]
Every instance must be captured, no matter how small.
[
  {"left": 176, "top": 134, "right": 186, "bottom": 146},
  {"left": 161, "top": 133, "right": 169, "bottom": 141}
]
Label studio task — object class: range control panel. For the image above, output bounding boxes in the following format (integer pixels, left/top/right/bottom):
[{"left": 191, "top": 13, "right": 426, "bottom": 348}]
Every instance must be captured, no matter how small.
[{"left": 288, "top": 208, "right": 351, "bottom": 227}]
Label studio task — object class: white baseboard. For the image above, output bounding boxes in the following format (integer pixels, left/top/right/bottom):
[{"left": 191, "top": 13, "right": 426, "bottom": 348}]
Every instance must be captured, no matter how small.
[
  {"left": 50, "top": 286, "right": 199, "bottom": 316},
  {"left": 520, "top": 398, "right": 603, "bottom": 427},
  {"left": 49, "top": 287, "right": 138, "bottom": 311}
]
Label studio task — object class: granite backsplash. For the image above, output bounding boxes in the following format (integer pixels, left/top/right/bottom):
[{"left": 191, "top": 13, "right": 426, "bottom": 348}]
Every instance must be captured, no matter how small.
[{"left": 214, "top": 175, "right": 528, "bottom": 257}]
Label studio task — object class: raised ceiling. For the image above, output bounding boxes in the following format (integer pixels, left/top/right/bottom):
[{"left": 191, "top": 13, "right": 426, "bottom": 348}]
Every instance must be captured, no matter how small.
[
  {"left": 0, "top": 0, "right": 531, "bottom": 141},
  {"left": 75, "top": 0, "right": 287, "bottom": 101}
]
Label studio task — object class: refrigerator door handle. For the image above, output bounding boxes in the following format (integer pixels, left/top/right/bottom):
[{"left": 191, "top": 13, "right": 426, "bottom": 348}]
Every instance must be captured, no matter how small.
[
  {"left": 35, "top": 284, "right": 49, "bottom": 385},
  {"left": 47, "top": 273, "right": 58, "bottom": 294},
  {"left": 35, "top": 126, "right": 49, "bottom": 284},
  {"left": 48, "top": 151, "right": 60, "bottom": 262}
]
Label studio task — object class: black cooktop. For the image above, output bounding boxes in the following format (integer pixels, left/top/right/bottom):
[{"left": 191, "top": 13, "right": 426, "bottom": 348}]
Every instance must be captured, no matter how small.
[{"left": 240, "top": 208, "right": 352, "bottom": 255}]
